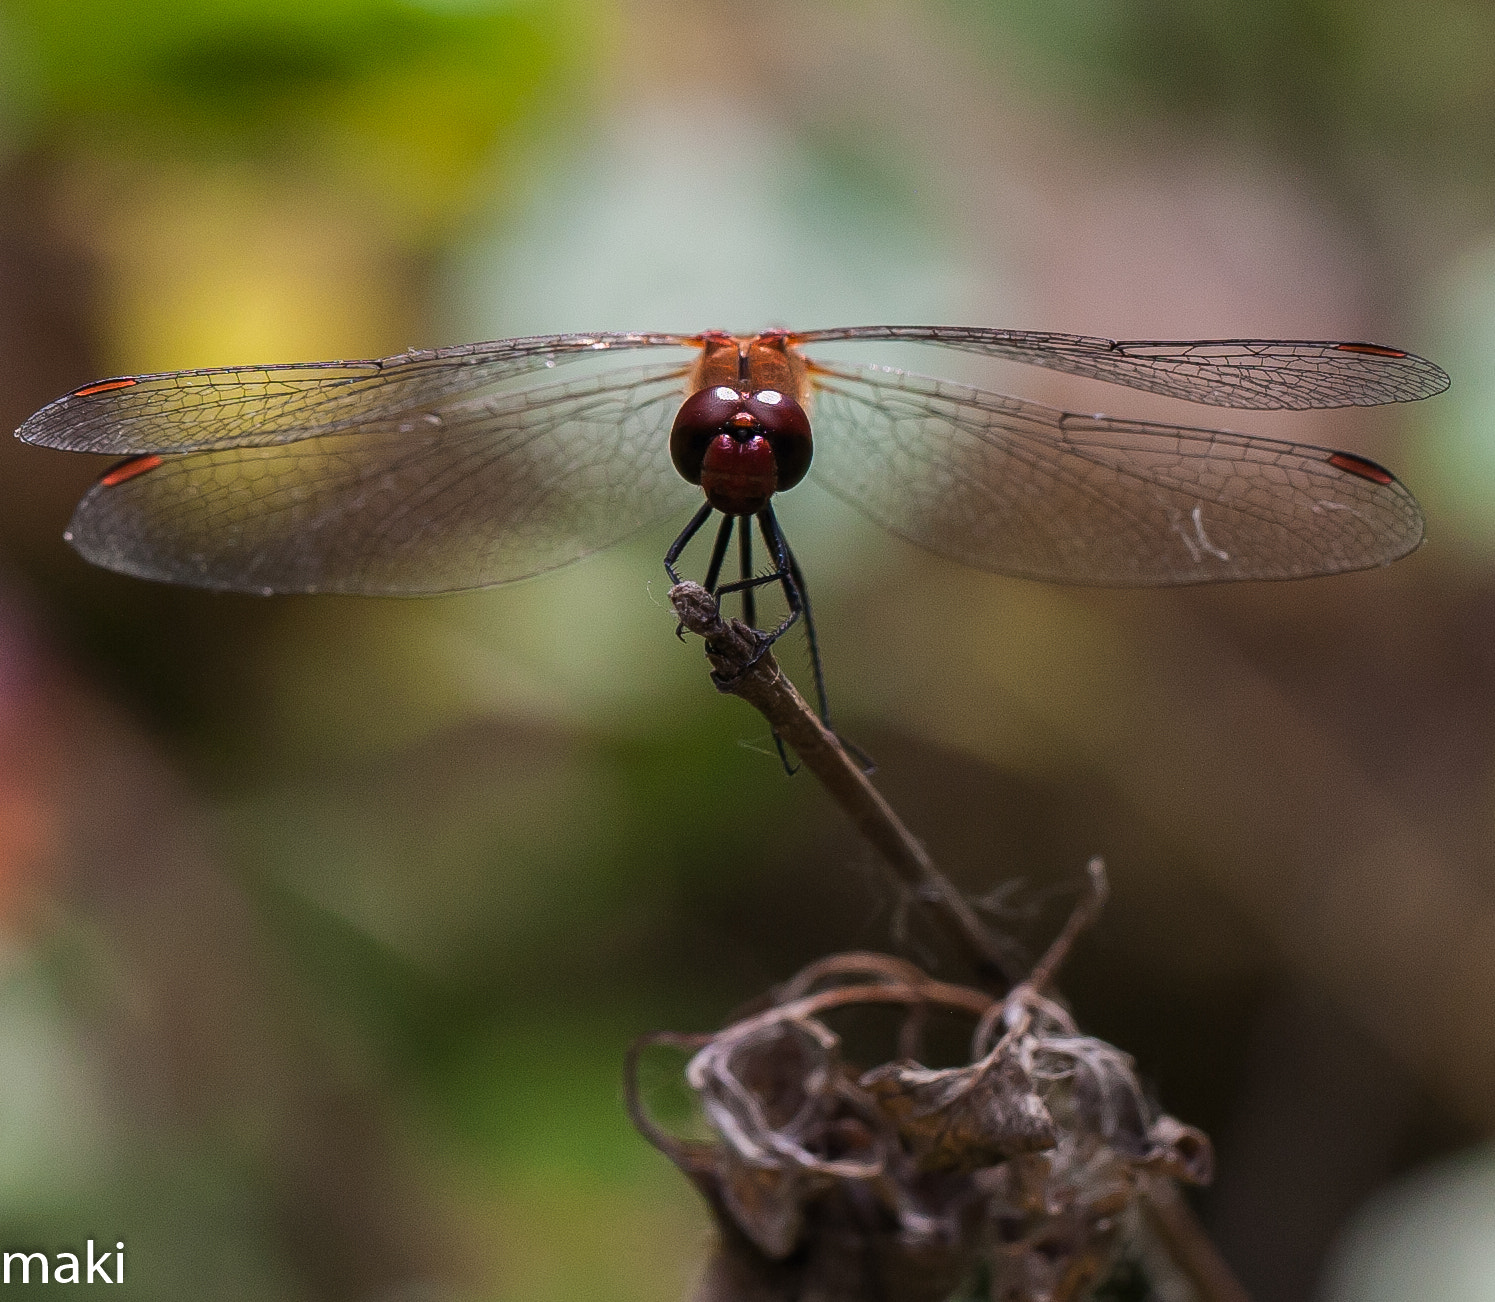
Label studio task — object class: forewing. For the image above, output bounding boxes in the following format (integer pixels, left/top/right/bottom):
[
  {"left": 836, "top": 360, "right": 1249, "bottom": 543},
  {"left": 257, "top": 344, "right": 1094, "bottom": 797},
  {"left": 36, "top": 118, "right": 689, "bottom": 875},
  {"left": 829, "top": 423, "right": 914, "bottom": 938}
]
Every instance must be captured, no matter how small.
[
  {"left": 806, "top": 363, "right": 1424, "bottom": 586},
  {"left": 795, "top": 327, "right": 1448, "bottom": 410},
  {"left": 66, "top": 362, "right": 698, "bottom": 594},
  {"left": 20, "top": 332, "right": 693, "bottom": 455}
]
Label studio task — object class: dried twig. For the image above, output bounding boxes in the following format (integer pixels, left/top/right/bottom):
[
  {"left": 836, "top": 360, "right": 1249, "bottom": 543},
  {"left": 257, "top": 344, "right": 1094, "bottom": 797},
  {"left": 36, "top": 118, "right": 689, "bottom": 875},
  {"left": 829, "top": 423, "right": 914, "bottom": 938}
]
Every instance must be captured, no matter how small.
[
  {"left": 1140, "top": 1174, "right": 1254, "bottom": 1302},
  {"left": 1025, "top": 856, "right": 1108, "bottom": 995},
  {"left": 670, "top": 582, "right": 1010, "bottom": 979},
  {"left": 629, "top": 902, "right": 1217, "bottom": 1302},
  {"left": 665, "top": 582, "right": 1251, "bottom": 1302}
]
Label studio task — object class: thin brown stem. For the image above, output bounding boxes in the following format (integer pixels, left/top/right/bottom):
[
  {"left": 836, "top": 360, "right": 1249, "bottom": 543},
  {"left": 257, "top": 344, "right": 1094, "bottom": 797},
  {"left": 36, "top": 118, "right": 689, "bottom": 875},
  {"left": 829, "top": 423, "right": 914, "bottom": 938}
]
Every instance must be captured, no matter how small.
[
  {"left": 668, "top": 584, "right": 1254, "bottom": 1302},
  {"left": 760, "top": 974, "right": 996, "bottom": 1028},
  {"left": 669, "top": 582, "right": 1010, "bottom": 980},
  {"left": 971, "top": 858, "right": 1108, "bottom": 1055},
  {"left": 1139, "top": 1174, "right": 1254, "bottom": 1302},
  {"left": 774, "top": 951, "right": 934, "bottom": 1002},
  {"left": 1025, "top": 856, "right": 1109, "bottom": 996}
]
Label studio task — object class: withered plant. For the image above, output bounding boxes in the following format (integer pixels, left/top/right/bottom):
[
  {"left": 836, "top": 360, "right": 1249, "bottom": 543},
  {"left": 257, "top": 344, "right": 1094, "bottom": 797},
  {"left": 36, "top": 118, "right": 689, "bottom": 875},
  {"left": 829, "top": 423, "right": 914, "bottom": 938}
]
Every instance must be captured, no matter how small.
[{"left": 623, "top": 585, "right": 1252, "bottom": 1302}]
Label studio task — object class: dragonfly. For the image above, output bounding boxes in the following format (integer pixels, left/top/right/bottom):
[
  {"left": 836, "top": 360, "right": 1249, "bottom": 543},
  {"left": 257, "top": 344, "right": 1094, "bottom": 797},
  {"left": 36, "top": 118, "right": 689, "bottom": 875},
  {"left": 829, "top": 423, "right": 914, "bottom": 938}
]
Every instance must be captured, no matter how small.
[{"left": 17, "top": 326, "right": 1445, "bottom": 727}]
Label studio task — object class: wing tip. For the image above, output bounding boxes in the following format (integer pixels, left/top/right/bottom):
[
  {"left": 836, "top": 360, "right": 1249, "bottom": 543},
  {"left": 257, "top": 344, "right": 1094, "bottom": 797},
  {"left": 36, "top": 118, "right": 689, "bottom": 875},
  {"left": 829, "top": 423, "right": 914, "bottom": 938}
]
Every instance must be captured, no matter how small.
[
  {"left": 1419, "top": 358, "right": 1453, "bottom": 399},
  {"left": 17, "top": 376, "right": 140, "bottom": 448},
  {"left": 1334, "top": 343, "right": 1450, "bottom": 403},
  {"left": 15, "top": 396, "right": 68, "bottom": 448}
]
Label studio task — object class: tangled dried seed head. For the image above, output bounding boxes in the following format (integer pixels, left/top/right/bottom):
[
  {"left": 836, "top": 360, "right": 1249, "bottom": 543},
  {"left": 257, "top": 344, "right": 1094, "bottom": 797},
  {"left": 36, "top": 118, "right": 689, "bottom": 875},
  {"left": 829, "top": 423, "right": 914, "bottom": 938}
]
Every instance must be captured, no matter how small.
[
  {"left": 862, "top": 1053, "right": 1057, "bottom": 1173},
  {"left": 628, "top": 948, "right": 1213, "bottom": 1302}
]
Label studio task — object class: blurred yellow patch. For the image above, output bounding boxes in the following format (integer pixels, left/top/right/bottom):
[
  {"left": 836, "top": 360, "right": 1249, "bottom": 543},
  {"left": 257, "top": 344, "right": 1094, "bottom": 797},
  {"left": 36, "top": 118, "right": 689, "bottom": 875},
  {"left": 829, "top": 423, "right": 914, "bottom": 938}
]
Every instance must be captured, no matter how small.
[{"left": 60, "top": 163, "right": 414, "bottom": 372}]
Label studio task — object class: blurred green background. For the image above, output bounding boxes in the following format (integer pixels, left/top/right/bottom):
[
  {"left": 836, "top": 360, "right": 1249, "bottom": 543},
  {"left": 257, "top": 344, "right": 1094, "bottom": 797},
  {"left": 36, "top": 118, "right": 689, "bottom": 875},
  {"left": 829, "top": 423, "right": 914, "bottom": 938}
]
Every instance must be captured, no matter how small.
[{"left": 0, "top": 0, "right": 1492, "bottom": 1298}]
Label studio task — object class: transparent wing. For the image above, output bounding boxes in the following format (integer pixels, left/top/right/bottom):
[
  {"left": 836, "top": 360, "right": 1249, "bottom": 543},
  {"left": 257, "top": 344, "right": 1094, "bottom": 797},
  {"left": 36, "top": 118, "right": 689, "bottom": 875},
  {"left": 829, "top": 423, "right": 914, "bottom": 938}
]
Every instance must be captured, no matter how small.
[
  {"left": 794, "top": 326, "right": 1448, "bottom": 410},
  {"left": 19, "top": 331, "right": 695, "bottom": 455},
  {"left": 806, "top": 363, "right": 1424, "bottom": 585},
  {"left": 65, "top": 362, "right": 699, "bottom": 595}
]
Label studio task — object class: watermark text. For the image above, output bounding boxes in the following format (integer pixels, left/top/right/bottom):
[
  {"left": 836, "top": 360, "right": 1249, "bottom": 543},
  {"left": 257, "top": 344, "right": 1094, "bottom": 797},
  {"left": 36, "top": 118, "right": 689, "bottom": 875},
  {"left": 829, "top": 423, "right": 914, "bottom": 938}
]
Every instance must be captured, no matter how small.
[{"left": 2, "top": 1242, "right": 124, "bottom": 1284}]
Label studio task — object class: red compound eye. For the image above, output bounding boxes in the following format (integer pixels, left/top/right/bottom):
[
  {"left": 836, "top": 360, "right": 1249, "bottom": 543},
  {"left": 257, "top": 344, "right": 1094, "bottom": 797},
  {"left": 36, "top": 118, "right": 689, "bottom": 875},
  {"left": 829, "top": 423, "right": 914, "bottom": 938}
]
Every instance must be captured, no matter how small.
[
  {"left": 670, "top": 386, "right": 743, "bottom": 484},
  {"left": 741, "top": 390, "right": 812, "bottom": 491},
  {"left": 669, "top": 386, "right": 814, "bottom": 501}
]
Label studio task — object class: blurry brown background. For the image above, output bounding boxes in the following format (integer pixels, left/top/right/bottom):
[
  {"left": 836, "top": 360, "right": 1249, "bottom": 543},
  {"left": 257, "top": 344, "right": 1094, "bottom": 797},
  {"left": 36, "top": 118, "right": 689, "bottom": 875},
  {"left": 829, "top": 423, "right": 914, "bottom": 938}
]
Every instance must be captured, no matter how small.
[{"left": 0, "top": 0, "right": 1490, "bottom": 1298}]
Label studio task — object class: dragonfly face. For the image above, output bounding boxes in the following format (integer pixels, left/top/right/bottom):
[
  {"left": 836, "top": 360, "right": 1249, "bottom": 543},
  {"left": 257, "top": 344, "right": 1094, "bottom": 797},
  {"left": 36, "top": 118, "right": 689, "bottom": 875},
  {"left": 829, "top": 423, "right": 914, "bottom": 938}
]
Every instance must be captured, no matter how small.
[
  {"left": 669, "top": 331, "right": 813, "bottom": 517},
  {"left": 15, "top": 326, "right": 1444, "bottom": 598}
]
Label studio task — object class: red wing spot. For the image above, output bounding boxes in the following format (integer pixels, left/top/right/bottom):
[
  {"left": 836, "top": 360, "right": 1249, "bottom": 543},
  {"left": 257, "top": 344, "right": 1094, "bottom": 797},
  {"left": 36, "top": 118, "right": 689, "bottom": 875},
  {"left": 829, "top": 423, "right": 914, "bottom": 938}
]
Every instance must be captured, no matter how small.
[
  {"left": 1327, "top": 451, "right": 1395, "bottom": 485},
  {"left": 99, "top": 454, "right": 163, "bottom": 487},
  {"left": 1335, "top": 343, "right": 1408, "bottom": 358},
  {"left": 73, "top": 378, "right": 140, "bottom": 397}
]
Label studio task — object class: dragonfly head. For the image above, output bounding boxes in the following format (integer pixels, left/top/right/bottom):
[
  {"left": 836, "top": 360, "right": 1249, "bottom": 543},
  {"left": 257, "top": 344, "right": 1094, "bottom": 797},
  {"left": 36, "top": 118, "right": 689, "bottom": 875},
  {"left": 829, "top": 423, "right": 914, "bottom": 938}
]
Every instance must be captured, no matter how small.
[{"left": 670, "top": 384, "right": 812, "bottom": 516}]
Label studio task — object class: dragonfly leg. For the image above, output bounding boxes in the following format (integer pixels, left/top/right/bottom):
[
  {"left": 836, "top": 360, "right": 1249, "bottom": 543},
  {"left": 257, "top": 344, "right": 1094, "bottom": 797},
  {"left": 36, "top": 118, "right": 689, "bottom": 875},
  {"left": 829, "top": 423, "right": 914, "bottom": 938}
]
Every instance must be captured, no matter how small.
[
  {"left": 711, "top": 511, "right": 794, "bottom": 705},
  {"left": 752, "top": 511, "right": 800, "bottom": 776},
  {"left": 695, "top": 508, "right": 805, "bottom": 773},
  {"left": 665, "top": 501, "right": 719, "bottom": 642},
  {"left": 752, "top": 505, "right": 802, "bottom": 645},
  {"left": 701, "top": 513, "right": 734, "bottom": 594},
  {"left": 664, "top": 501, "right": 715, "bottom": 585},
  {"left": 761, "top": 507, "right": 875, "bottom": 774},
  {"left": 714, "top": 518, "right": 788, "bottom": 629},
  {"left": 763, "top": 513, "right": 824, "bottom": 720},
  {"left": 666, "top": 503, "right": 776, "bottom": 644},
  {"left": 739, "top": 517, "right": 756, "bottom": 629},
  {"left": 713, "top": 507, "right": 804, "bottom": 646}
]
